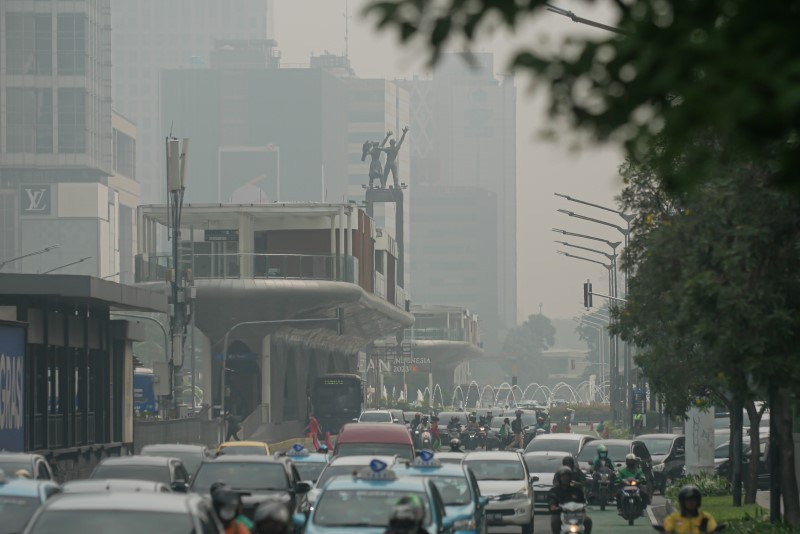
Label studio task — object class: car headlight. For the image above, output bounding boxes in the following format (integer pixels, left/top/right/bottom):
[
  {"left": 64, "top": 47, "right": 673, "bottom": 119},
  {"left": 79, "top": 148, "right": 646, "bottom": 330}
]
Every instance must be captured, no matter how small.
[
  {"left": 513, "top": 488, "right": 530, "bottom": 500},
  {"left": 453, "top": 518, "right": 477, "bottom": 530},
  {"left": 653, "top": 463, "right": 665, "bottom": 472}
]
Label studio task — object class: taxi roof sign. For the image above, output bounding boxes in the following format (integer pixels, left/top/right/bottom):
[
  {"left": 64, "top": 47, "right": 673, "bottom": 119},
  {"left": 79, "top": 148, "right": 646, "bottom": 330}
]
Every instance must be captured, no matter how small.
[
  {"left": 286, "top": 444, "right": 310, "bottom": 457},
  {"left": 412, "top": 450, "right": 441, "bottom": 467},
  {"left": 354, "top": 459, "right": 397, "bottom": 481}
]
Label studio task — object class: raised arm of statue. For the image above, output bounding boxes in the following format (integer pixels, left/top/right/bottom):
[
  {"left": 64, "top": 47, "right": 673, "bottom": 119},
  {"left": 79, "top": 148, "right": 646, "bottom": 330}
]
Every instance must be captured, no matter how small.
[
  {"left": 396, "top": 126, "right": 410, "bottom": 149},
  {"left": 381, "top": 131, "right": 393, "bottom": 147}
]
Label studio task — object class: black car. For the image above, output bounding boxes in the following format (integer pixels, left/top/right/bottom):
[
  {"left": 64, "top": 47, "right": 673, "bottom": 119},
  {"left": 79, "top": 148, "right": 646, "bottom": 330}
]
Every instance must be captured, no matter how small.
[
  {"left": 22, "top": 492, "right": 223, "bottom": 534},
  {"left": 715, "top": 436, "right": 770, "bottom": 490},
  {"left": 636, "top": 434, "right": 685, "bottom": 492},
  {"left": 190, "top": 455, "right": 312, "bottom": 519},
  {"left": 0, "top": 453, "right": 54, "bottom": 480},
  {"left": 89, "top": 456, "right": 192, "bottom": 492},
  {"left": 139, "top": 443, "right": 211, "bottom": 477}
]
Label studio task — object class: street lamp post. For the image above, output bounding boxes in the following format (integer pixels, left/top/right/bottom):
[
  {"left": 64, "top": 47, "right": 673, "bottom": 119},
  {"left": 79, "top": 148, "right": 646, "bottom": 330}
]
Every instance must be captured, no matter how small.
[
  {"left": 0, "top": 244, "right": 60, "bottom": 271},
  {"left": 573, "top": 317, "right": 606, "bottom": 389}
]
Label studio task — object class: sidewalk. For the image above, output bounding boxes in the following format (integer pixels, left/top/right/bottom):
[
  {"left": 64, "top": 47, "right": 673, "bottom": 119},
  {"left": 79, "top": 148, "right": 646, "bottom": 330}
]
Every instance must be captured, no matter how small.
[{"left": 756, "top": 490, "right": 782, "bottom": 513}]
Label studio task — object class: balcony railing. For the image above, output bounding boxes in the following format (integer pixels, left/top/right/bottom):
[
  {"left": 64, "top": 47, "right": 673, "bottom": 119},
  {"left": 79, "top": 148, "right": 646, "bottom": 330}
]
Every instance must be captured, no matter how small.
[
  {"left": 136, "top": 253, "right": 358, "bottom": 284},
  {"left": 403, "top": 327, "right": 469, "bottom": 342}
]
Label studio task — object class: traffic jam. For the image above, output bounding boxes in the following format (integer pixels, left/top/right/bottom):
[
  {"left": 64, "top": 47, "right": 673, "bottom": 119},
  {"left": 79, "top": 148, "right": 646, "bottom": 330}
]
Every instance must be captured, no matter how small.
[{"left": 0, "top": 382, "right": 667, "bottom": 534}]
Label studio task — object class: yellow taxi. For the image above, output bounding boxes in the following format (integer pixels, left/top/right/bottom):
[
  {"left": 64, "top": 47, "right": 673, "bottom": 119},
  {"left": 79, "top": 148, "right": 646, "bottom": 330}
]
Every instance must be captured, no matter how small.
[{"left": 216, "top": 440, "right": 271, "bottom": 456}]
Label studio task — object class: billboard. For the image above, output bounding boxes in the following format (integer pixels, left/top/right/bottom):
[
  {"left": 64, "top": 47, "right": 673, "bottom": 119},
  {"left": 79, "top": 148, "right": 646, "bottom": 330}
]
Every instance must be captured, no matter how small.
[{"left": 0, "top": 323, "right": 26, "bottom": 451}]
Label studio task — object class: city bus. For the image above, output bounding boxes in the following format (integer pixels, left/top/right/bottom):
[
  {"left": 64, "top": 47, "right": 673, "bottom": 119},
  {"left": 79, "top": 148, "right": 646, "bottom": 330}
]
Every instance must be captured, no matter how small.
[
  {"left": 311, "top": 374, "right": 365, "bottom": 434},
  {"left": 133, "top": 368, "right": 158, "bottom": 416}
]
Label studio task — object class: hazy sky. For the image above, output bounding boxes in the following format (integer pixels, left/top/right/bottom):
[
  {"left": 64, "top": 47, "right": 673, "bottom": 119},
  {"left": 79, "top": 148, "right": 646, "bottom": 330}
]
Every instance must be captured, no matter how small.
[{"left": 275, "top": 0, "right": 624, "bottom": 322}]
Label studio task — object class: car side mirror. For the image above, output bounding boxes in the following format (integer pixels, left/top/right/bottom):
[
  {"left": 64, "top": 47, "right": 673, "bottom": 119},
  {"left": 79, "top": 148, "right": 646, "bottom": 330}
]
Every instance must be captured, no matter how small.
[
  {"left": 478, "top": 496, "right": 489, "bottom": 507},
  {"left": 352, "top": 418, "right": 359, "bottom": 422},
  {"left": 296, "top": 481, "right": 313, "bottom": 494},
  {"left": 171, "top": 481, "right": 189, "bottom": 493},
  {"left": 529, "top": 474, "right": 539, "bottom": 483},
  {"left": 292, "top": 513, "right": 308, "bottom": 527}
]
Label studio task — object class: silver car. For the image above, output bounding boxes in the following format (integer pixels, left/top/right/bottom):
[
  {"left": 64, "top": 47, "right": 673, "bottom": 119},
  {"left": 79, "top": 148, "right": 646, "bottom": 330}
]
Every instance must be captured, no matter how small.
[{"left": 464, "top": 450, "right": 536, "bottom": 534}]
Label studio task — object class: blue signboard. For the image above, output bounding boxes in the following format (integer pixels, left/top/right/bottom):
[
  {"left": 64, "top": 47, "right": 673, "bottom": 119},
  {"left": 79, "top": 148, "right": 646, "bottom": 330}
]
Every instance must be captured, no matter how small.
[{"left": 0, "top": 323, "right": 25, "bottom": 451}]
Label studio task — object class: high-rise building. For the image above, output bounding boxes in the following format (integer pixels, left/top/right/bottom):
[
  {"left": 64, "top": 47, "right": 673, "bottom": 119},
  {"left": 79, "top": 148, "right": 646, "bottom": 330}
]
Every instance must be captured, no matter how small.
[
  {"left": 111, "top": 0, "right": 272, "bottom": 203},
  {"left": 399, "top": 53, "right": 517, "bottom": 350},
  {"left": 0, "top": 1, "right": 139, "bottom": 280}
]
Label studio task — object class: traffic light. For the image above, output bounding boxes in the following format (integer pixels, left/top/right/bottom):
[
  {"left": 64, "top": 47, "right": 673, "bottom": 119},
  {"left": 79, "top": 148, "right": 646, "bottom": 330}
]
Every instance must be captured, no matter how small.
[{"left": 583, "top": 280, "right": 593, "bottom": 309}]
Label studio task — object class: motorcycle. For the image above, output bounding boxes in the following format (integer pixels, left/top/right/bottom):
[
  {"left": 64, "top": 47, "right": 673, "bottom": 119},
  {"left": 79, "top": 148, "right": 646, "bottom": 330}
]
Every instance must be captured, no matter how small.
[
  {"left": 463, "top": 428, "right": 478, "bottom": 450},
  {"left": 477, "top": 424, "right": 488, "bottom": 450},
  {"left": 559, "top": 502, "right": 587, "bottom": 534},
  {"left": 594, "top": 466, "right": 613, "bottom": 511},
  {"left": 619, "top": 478, "right": 644, "bottom": 526},
  {"left": 420, "top": 429, "right": 432, "bottom": 450}
]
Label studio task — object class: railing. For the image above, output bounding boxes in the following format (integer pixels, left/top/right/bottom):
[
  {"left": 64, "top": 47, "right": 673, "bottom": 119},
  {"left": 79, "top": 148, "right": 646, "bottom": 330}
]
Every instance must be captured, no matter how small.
[
  {"left": 403, "top": 327, "right": 469, "bottom": 342},
  {"left": 136, "top": 253, "right": 358, "bottom": 284}
]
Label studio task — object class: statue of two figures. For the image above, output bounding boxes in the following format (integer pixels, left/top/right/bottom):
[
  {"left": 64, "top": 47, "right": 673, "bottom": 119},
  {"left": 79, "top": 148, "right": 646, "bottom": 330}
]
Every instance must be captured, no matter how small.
[{"left": 361, "top": 126, "right": 409, "bottom": 189}]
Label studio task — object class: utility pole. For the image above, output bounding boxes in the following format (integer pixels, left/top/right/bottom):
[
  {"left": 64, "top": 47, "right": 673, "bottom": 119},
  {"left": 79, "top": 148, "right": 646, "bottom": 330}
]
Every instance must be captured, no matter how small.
[{"left": 166, "top": 135, "right": 190, "bottom": 418}]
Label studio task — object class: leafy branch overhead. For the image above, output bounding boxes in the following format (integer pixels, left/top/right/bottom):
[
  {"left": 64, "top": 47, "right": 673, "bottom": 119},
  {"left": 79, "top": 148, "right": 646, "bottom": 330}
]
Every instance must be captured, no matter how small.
[{"left": 364, "top": 0, "right": 800, "bottom": 193}]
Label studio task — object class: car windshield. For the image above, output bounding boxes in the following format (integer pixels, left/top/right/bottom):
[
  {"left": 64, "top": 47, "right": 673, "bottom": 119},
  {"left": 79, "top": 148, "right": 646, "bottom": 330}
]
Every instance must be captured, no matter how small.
[
  {"left": 142, "top": 450, "right": 203, "bottom": 474},
  {"left": 0, "top": 461, "right": 32, "bottom": 477},
  {"left": 439, "top": 413, "right": 467, "bottom": 425},
  {"left": 91, "top": 465, "right": 170, "bottom": 485},
  {"left": 520, "top": 414, "right": 539, "bottom": 426},
  {"left": 192, "top": 462, "right": 288, "bottom": 493},
  {"left": 638, "top": 438, "right": 674, "bottom": 456},
  {"left": 219, "top": 445, "right": 266, "bottom": 456},
  {"left": 577, "top": 443, "right": 631, "bottom": 463},
  {"left": 314, "top": 490, "right": 430, "bottom": 527},
  {"left": 360, "top": 412, "right": 392, "bottom": 422},
  {"left": 465, "top": 459, "right": 525, "bottom": 481},
  {"left": 295, "top": 462, "right": 326, "bottom": 483},
  {"left": 524, "top": 455, "right": 564, "bottom": 473},
  {"left": 429, "top": 476, "right": 471, "bottom": 505},
  {"left": 337, "top": 443, "right": 414, "bottom": 461},
  {"left": 525, "top": 439, "right": 581, "bottom": 455},
  {"left": 28, "top": 510, "right": 191, "bottom": 534},
  {"left": 316, "top": 465, "right": 361, "bottom": 487},
  {"left": 0, "top": 496, "right": 41, "bottom": 534}
]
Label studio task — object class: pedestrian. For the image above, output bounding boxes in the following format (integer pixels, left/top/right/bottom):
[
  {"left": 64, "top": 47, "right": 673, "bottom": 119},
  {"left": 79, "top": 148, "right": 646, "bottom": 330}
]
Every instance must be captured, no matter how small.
[
  {"left": 225, "top": 411, "right": 241, "bottom": 442},
  {"left": 305, "top": 412, "right": 321, "bottom": 450},
  {"left": 507, "top": 410, "right": 524, "bottom": 450},
  {"left": 499, "top": 417, "right": 510, "bottom": 447}
]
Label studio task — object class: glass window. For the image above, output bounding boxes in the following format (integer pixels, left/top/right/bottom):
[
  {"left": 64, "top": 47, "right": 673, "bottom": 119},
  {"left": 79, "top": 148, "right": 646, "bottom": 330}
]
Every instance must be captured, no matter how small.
[
  {"left": 295, "top": 462, "right": 325, "bottom": 483},
  {"left": 58, "top": 88, "right": 86, "bottom": 153},
  {"left": 38, "top": 461, "right": 51, "bottom": 479},
  {"left": 217, "top": 445, "right": 267, "bottom": 456},
  {"left": 314, "top": 490, "right": 430, "bottom": 527},
  {"left": 6, "top": 88, "right": 53, "bottom": 153},
  {"left": 57, "top": 14, "right": 85, "bottom": 75},
  {"left": 336, "top": 443, "right": 414, "bottom": 461},
  {"left": 27, "top": 510, "right": 191, "bottom": 534},
  {"left": 90, "top": 465, "right": 170, "bottom": 485},
  {"left": 464, "top": 459, "right": 525, "bottom": 481},
  {"left": 524, "top": 455, "right": 564, "bottom": 474},
  {"left": 359, "top": 412, "right": 392, "bottom": 423},
  {"left": 191, "top": 462, "right": 289, "bottom": 494},
  {"left": 141, "top": 450, "right": 202, "bottom": 475},
  {"left": 6, "top": 13, "right": 52, "bottom": 75},
  {"left": 429, "top": 476, "right": 471, "bottom": 505},
  {"left": 0, "top": 496, "right": 41, "bottom": 534},
  {"left": 638, "top": 438, "right": 673, "bottom": 456},
  {"left": 525, "top": 439, "right": 581, "bottom": 455}
]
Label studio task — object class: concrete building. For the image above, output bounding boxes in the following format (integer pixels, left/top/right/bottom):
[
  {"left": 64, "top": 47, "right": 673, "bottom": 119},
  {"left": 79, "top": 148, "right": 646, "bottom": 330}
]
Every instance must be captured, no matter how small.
[
  {"left": 410, "top": 183, "right": 499, "bottom": 347},
  {"left": 111, "top": 0, "right": 273, "bottom": 203},
  {"left": 160, "top": 43, "right": 349, "bottom": 206},
  {"left": 0, "top": 1, "right": 139, "bottom": 281},
  {"left": 399, "top": 53, "right": 517, "bottom": 350},
  {"left": 135, "top": 203, "right": 412, "bottom": 437}
]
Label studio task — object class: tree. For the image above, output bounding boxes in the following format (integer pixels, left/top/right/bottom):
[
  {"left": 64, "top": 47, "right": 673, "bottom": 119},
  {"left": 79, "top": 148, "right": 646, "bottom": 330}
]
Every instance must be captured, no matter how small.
[
  {"left": 365, "top": 0, "right": 800, "bottom": 194},
  {"left": 614, "top": 160, "right": 800, "bottom": 519},
  {"left": 501, "top": 314, "right": 556, "bottom": 385}
]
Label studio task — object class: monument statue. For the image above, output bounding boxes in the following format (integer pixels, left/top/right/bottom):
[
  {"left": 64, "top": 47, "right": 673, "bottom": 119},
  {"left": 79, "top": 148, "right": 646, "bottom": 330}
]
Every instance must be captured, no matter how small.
[
  {"left": 380, "top": 126, "right": 409, "bottom": 189},
  {"left": 361, "top": 131, "right": 392, "bottom": 189}
]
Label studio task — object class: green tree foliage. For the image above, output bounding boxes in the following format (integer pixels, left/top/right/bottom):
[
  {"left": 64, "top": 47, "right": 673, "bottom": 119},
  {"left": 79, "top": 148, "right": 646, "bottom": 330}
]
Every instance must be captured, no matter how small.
[
  {"left": 501, "top": 314, "right": 556, "bottom": 384},
  {"left": 364, "top": 0, "right": 800, "bottom": 193}
]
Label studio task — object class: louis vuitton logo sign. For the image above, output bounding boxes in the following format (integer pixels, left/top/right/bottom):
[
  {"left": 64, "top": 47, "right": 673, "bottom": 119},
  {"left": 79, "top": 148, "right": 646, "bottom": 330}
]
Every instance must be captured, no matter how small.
[{"left": 20, "top": 185, "right": 50, "bottom": 214}]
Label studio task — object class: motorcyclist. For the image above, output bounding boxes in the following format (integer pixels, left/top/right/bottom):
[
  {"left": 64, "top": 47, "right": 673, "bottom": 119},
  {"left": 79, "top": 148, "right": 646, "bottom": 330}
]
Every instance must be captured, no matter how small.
[
  {"left": 447, "top": 416, "right": 461, "bottom": 432},
  {"left": 410, "top": 413, "right": 422, "bottom": 432},
  {"left": 662, "top": 485, "right": 719, "bottom": 534},
  {"left": 534, "top": 415, "right": 549, "bottom": 433},
  {"left": 449, "top": 438, "right": 464, "bottom": 453},
  {"left": 547, "top": 467, "right": 593, "bottom": 534},
  {"left": 384, "top": 494, "right": 430, "bottom": 534},
  {"left": 211, "top": 484, "right": 251, "bottom": 534},
  {"left": 592, "top": 444, "right": 616, "bottom": 499},
  {"left": 616, "top": 453, "right": 650, "bottom": 512},
  {"left": 430, "top": 416, "right": 441, "bottom": 450},
  {"left": 552, "top": 455, "right": 586, "bottom": 485},
  {"left": 486, "top": 410, "right": 494, "bottom": 424},
  {"left": 465, "top": 414, "right": 479, "bottom": 430},
  {"left": 253, "top": 496, "right": 291, "bottom": 534},
  {"left": 419, "top": 415, "right": 431, "bottom": 432}
]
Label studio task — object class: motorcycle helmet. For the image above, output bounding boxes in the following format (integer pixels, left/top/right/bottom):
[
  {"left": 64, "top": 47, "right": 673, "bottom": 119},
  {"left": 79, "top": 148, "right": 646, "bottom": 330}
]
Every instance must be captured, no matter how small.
[
  {"left": 449, "top": 438, "right": 462, "bottom": 451},
  {"left": 515, "top": 409, "right": 523, "bottom": 417},
  {"left": 678, "top": 485, "right": 702, "bottom": 515},
  {"left": 597, "top": 444, "right": 608, "bottom": 457},
  {"left": 253, "top": 497, "right": 292, "bottom": 534},
  {"left": 562, "top": 456, "right": 576, "bottom": 469},
  {"left": 422, "top": 415, "right": 429, "bottom": 423},
  {"left": 625, "top": 453, "right": 637, "bottom": 468},
  {"left": 469, "top": 414, "right": 477, "bottom": 422},
  {"left": 389, "top": 494, "right": 425, "bottom": 530},
  {"left": 555, "top": 466, "right": 574, "bottom": 486},
  {"left": 211, "top": 486, "right": 241, "bottom": 524},
  {"left": 537, "top": 416, "right": 544, "bottom": 423},
  {"left": 318, "top": 444, "right": 329, "bottom": 454}
]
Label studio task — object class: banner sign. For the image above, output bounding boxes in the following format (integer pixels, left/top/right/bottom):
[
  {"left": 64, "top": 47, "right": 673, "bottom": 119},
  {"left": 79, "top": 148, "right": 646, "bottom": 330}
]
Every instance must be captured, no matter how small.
[{"left": 0, "top": 323, "right": 26, "bottom": 451}]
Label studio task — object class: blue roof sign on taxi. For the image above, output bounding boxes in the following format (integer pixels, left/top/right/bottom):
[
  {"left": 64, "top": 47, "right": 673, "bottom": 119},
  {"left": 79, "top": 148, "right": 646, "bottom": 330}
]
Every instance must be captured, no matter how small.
[
  {"left": 412, "top": 450, "right": 441, "bottom": 467},
  {"left": 355, "top": 459, "right": 397, "bottom": 480},
  {"left": 286, "top": 444, "right": 310, "bottom": 457}
]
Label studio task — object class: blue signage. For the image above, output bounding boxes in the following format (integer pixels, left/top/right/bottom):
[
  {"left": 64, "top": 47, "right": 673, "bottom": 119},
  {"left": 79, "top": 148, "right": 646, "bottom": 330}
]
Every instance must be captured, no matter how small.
[{"left": 0, "top": 323, "right": 25, "bottom": 451}]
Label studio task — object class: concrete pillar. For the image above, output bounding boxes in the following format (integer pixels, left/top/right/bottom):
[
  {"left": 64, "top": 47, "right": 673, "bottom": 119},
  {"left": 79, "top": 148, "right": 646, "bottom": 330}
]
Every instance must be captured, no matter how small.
[
  {"left": 196, "top": 330, "right": 213, "bottom": 419},
  {"left": 261, "top": 335, "right": 272, "bottom": 423},
  {"left": 347, "top": 208, "right": 353, "bottom": 257},
  {"left": 338, "top": 206, "right": 345, "bottom": 281},
  {"left": 122, "top": 339, "right": 134, "bottom": 444},
  {"left": 685, "top": 406, "right": 716, "bottom": 474},
  {"left": 270, "top": 339, "right": 287, "bottom": 423},
  {"left": 239, "top": 213, "right": 253, "bottom": 278},
  {"left": 330, "top": 215, "right": 336, "bottom": 279},
  {"left": 295, "top": 347, "right": 311, "bottom": 421}
]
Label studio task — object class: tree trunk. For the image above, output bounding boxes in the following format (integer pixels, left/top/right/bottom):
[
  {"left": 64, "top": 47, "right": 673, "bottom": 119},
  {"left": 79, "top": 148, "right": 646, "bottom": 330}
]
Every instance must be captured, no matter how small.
[
  {"left": 775, "top": 388, "right": 800, "bottom": 525},
  {"left": 731, "top": 398, "right": 744, "bottom": 506},
  {"left": 743, "top": 400, "right": 763, "bottom": 504}
]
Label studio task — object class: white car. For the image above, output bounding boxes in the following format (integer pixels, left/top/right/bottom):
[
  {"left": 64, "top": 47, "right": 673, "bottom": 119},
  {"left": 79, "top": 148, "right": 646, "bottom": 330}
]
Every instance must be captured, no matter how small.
[
  {"left": 357, "top": 410, "right": 397, "bottom": 424},
  {"left": 523, "top": 451, "right": 570, "bottom": 508},
  {"left": 464, "top": 450, "right": 536, "bottom": 534},
  {"left": 307, "top": 454, "right": 402, "bottom": 508}
]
